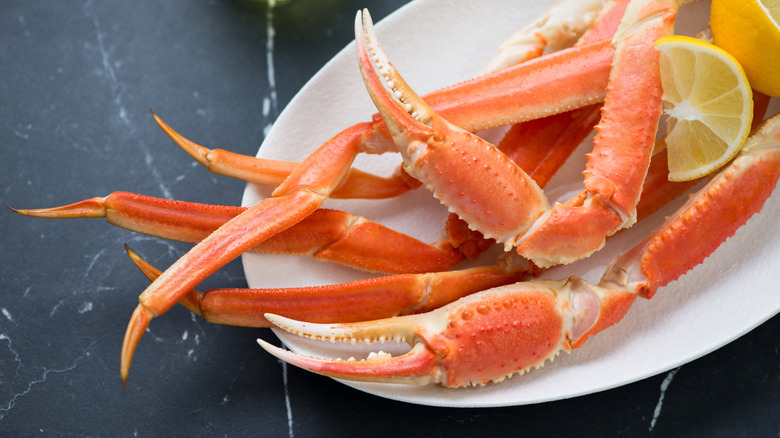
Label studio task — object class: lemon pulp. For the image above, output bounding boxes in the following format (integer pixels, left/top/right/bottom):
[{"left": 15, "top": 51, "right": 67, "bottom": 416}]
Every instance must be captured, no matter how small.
[{"left": 655, "top": 36, "right": 753, "bottom": 182}]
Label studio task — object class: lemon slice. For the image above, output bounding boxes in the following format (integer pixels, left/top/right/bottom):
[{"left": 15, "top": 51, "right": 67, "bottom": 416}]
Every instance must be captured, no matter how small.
[
  {"left": 655, "top": 35, "right": 753, "bottom": 182},
  {"left": 711, "top": 0, "right": 780, "bottom": 97}
]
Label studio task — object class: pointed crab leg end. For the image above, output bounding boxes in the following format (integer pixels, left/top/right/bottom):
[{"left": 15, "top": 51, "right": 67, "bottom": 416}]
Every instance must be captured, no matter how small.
[
  {"left": 258, "top": 339, "right": 441, "bottom": 385},
  {"left": 124, "top": 245, "right": 203, "bottom": 317},
  {"left": 262, "top": 313, "right": 445, "bottom": 384},
  {"left": 150, "top": 110, "right": 210, "bottom": 168},
  {"left": 265, "top": 312, "right": 420, "bottom": 345},
  {"left": 120, "top": 304, "right": 154, "bottom": 390},
  {"left": 264, "top": 313, "right": 361, "bottom": 343},
  {"left": 354, "top": 9, "right": 434, "bottom": 140},
  {"left": 7, "top": 197, "right": 107, "bottom": 219},
  {"left": 257, "top": 338, "right": 306, "bottom": 366}
]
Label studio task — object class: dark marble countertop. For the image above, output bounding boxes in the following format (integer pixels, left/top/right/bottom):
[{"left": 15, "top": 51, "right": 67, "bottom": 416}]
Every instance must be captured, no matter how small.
[{"left": 2, "top": 0, "right": 778, "bottom": 436}]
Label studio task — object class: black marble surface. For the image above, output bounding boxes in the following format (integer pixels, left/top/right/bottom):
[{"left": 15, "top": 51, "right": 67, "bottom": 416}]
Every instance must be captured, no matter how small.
[{"left": 1, "top": 0, "right": 778, "bottom": 436}]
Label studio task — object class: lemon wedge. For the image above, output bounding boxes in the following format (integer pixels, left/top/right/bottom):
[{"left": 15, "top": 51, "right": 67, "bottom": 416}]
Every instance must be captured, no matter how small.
[
  {"left": 711, "top": 0, "right": 780, "bottom": 97},
  {"left": 655, "top": 35, "right": 753, "bottom": 182}
]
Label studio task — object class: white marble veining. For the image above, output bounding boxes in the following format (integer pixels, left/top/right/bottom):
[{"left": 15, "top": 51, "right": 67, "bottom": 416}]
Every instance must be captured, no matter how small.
[
  {"left": 649, "top": 367, "right": 681, "bottom": 431},
  {"left": 91, "top": 13, "right": 175, "bottom": 199},
  {"left": 264, "top": 3, "right": 295, "bottom": 435},
  {"left": 0, "top": 334, "right": 96, "bottom": 420}
]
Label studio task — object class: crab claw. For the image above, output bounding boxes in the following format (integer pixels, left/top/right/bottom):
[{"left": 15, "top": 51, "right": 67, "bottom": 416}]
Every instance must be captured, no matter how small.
[
  {"left": 355, "top": 9, "right": 549, "bottom": 249},
  {"left": 258, "top": 336, "right": 442, "bottom": 386},
  {"left": 260, "top": 278, "right": 636, "bottom": 387}
]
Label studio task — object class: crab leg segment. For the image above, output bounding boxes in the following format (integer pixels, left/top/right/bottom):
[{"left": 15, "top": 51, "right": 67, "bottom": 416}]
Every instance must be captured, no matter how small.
[
  {"left": 584, "top": 0, "right": 685, "bottom": 219},
  {"left": 128, "top": 247, "right": 527, "bottom": 328},
  {"left": 261, "top": 112, "right": 780, "bottom": 387},
  {"left": 417, "top": 38, "right": 613, "bottom": 136},
  {"left": 13, "top": 192, "right": 463, "bottom": 274}
]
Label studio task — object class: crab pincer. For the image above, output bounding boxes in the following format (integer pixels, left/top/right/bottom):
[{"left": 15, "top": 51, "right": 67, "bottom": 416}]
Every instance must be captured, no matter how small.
[
  {"left": 259, "top": 277, "right": 635, "bottom": 387},
  {"left": 354, "top": 9, "right": 551, "bottom": 249}
]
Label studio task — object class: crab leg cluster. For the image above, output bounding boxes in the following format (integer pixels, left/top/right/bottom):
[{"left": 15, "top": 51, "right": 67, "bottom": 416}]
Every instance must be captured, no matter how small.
[
  {"left": 12, "top": 0, "right": 778, "bottom": 390},
  {"left": 115, "top": 3, "right": 625, "bottom": 386},
  {"left": 126, "top": 247, "right": 527, "bottom": 328}
]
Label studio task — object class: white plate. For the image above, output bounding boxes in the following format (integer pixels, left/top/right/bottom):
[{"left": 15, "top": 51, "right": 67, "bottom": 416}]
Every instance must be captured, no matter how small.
[{"left": 241, "top": 0, "right": 780, "bottom": 407}]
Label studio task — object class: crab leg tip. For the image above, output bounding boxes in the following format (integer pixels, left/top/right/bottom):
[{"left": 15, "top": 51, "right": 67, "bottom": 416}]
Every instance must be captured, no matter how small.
[
  {"left": 357, "top": 8, "right": 370, "bottom": 25},
  {"left": 150, "top": 111, "right": 211, "bottom": 168},
  {"left": 256, "top": 338, "right": 342, "bottom": 379},
  {"left": 149, "top": 109, "right": 165, "bottom": 128},
  {"left": 258, "top": 337, "right": 441, "bottom": 385},
  {"left": 264, "top": 313, "right": 338, "bottom": 341},
  {"left": 257, "top": 338, "right": 293, "bottom": 362},
  {"left": 6, "top": 197, "right": 107, "bottom": 219},
  {"left": 124, "top": 244, "right": 136, "bottom": 258},
  {"left": 125, "top": 245, "right": 157, "bottom": 279},
  {"left": 263, "top": 313, "right": 302, "bottom": 334},
  {"left": 263, "top": 312, "right": 286, "bottom": 327},
  {"left": 120, "top": 304, "right": 154, "bottom": 389}
]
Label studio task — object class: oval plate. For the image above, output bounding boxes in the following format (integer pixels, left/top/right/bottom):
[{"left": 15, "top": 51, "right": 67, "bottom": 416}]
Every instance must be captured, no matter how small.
[{"left": 242, "top": 0, "right": 780, "bottom": 407}]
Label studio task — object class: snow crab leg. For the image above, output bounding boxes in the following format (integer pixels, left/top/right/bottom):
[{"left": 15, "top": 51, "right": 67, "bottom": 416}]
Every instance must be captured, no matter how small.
[
  {"left": 259, "top": 112, "right": 780, "bottom": 387},
  {"left": 126, "top": 247, "right": 528, "bottom": 327}
]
